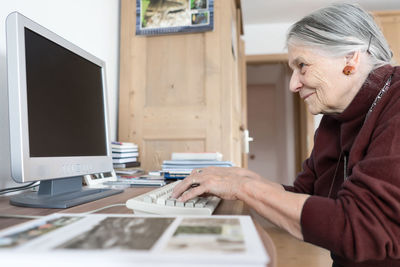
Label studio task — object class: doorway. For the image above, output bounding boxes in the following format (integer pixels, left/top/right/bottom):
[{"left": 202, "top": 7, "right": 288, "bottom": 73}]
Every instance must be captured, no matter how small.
[
  {"left": 246, "top": 57, "right": 314, "bottom": 185},
  {"left": 246, "top": 62, "right": 296, "bottom": 184}
]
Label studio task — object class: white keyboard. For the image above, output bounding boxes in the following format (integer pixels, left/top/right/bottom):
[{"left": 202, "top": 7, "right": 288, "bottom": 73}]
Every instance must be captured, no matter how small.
[{"left": 126, "top": 181, "right": 221, "bottom": 215}]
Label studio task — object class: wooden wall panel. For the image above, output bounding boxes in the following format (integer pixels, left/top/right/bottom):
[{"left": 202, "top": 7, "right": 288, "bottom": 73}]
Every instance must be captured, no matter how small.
[
  {"left": 373, "top": 10, "right": 400, "bottom": 65},
  {"left": 145, "top": 35, "right": 206, "bottom": 107},
  {"left": 239, "top": 38, "right": 248, "bottom": 168},
  {"left": 143, "top": 139, "right": 205, "bottom": 172},
  {"left": 119, "top": 0, "right": 244, "bottom": 171}
]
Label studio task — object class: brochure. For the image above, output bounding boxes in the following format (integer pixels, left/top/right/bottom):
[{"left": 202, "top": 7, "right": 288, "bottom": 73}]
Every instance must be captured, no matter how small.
[{"left": 0, "top": 213, "right": 269, "bottom": 266}]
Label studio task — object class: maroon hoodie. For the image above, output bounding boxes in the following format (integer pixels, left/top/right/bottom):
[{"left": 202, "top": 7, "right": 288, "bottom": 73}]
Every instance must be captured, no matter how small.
[{"left": 284, "top": 65, "right": 400, "bottom": 266}]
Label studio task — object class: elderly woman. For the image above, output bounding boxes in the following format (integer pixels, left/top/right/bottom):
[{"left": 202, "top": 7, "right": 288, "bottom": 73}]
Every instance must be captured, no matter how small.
[{"left": 172, "top": 3, "right": 400, "bottom": 267}]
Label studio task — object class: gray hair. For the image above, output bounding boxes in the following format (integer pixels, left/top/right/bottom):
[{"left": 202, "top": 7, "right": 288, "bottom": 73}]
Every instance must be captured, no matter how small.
[{"left": 286, "top": 3, "right": 393, "bottom": 69}]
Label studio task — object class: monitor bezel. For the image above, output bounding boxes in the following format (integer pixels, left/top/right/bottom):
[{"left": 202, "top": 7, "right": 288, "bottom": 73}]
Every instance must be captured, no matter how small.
[{"left": 6, "top": 12, "right": 114, "bottom": 183}]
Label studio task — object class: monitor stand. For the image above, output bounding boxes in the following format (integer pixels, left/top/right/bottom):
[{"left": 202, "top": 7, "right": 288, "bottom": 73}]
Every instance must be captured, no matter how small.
[{"left": 9, "top": 176, "right": 123, "bottom": 208}]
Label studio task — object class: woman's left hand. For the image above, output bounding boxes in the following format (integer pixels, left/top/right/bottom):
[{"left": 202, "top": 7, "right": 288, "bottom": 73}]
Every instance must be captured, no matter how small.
[{"left": 171, "top": 166, "right": 263, "bottom": 202}]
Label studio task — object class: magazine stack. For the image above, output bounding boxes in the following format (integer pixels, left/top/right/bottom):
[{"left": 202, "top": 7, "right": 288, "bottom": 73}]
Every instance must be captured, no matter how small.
[
  {"left": 162, "top": 152, "right": 234, "bottom": 180},
  {"left": 112, "top": 142, "right": 140, "bottom": 169}
]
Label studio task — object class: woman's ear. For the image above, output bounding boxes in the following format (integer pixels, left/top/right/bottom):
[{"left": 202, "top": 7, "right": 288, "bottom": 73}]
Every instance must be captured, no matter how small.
[{"left": 343, "top": 51, "right": 361, "bottom": 75}]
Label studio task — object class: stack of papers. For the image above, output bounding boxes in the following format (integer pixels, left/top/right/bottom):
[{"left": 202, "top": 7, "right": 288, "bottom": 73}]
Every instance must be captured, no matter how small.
[
  {"left": 0, "top": 213, "right": 269, "bottom": 267},
  {"left": 115, "top": 168, "right": 144, "bottom": 177},
  {"left": 162, "top": 152, "right": 234, "bottom": 179},
  {"left": 171, "top": 152, "right": 223, "bottom": 161},
  {"left": 104, "top": 174, "right": 166, "bottom": 187}
]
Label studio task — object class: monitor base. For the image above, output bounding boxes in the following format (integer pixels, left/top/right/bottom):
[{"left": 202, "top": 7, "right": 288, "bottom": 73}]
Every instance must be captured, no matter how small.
[{"left": 9, "top": 176, "right": 123, "bottom": 208}]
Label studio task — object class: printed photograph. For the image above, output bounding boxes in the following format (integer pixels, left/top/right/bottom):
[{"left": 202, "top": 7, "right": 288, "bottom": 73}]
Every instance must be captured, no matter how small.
[
  {"left": 164, "top": 218, "right": 246, "bottom": 253},
  {"left": 140, "top": 0, "right": 191, "bottom": 29},
  {"left": 57, "top": 217, "right": 174, "bottom": 250},
  {"left": 136, "top": 0, "right": 213, "bottom": 35},
  {"left": 0, "top": 216, "right": 82, "bottom": 248},
  {"left": 191, "top": 11, "right": 209, "bottom": 25},
  {"left": 191, "top": 0, "right": 207, "bottom": 10}
]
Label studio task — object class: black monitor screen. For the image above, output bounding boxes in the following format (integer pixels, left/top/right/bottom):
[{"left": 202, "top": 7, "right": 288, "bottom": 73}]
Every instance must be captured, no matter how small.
[{"left": 24, "top": 28, "right": 107, "bottom": 157}]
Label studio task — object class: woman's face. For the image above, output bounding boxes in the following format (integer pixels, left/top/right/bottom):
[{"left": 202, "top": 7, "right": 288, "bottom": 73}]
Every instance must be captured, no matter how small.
[{"left": 288, "top": 44, "right": 357, "bottom": 115}]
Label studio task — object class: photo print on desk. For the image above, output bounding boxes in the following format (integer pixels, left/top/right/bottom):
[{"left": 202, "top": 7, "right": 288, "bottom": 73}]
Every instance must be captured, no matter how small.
[
  {"left": 136, "top": 0, "right": 214, "bottom": 35},
  {"left": 164, "top": 217, "right": 245, "bottom": 253},
  {"left": 57, "top": 217, "right": 174, "bottom": 250},
  {"left": 0, "top": 216, "right": 82, "bottom": 248}
]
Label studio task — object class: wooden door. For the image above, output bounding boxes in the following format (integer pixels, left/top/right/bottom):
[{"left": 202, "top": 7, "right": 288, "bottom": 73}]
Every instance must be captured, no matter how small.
[
  {"left": 373, "top": 10, "right": 400, "bottom": 65},
  {"left": 119, "top": 0, "right": 244, "bottom": 171}
]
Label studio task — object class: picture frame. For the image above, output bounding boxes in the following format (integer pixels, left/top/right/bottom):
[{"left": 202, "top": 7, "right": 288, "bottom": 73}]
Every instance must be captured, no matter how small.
[{"left": 136, "top": 0, "right": 214, "bottom": 35}]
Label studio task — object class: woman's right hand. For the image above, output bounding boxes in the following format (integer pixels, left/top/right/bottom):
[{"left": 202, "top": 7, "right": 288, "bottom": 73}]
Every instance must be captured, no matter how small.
[{"left": 171, "top": 166, "right": 264, "bottom": 202}]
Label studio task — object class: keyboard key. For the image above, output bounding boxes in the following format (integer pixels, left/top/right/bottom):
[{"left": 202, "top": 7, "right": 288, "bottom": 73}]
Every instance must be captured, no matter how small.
[
  {"left": 166, "top": 198, "right": 176, "bottom": 206},
  {"left": 156, "top": 198, "right": 166, "bottom": 205},
  {"left": 143, "top": 196, "right": 153, "bottom": 203},
  {"left": 175, "top": 200, "right": 185, "bottom": 207},
  {"left": 195, "top": 198, "right": 208, "bottom": 208},
  {"left": 184, "top": 198, "right": 198, "bottom": 208}
]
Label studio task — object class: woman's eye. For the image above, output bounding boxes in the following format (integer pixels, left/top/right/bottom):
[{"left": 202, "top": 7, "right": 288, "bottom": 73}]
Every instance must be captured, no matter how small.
[{"left": 298, "top": 62, "right": 307, "bottom": 73}]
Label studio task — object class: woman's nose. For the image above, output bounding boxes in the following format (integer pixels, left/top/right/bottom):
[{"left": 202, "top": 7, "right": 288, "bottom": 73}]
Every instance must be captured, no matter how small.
[{"left": 289, "top": 71, "right": 303, "bottom": 93}]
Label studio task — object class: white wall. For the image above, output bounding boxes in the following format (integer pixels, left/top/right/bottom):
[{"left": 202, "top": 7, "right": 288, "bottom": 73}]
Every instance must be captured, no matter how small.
[
  {"left": 0, "top": 0, "right": 120, "bottom": 189},
  {"left": 244, "top": 22, "right": 323, "bottom": 130},
  {"left": 243, "top": 23, "right": 292, "bottom": 55},
  {"left": 0, "top": 0, "right": 120, "bottom": 140}
]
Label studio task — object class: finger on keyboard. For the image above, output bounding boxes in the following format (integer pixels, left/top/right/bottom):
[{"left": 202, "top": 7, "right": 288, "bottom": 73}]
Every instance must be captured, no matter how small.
[{"left": 126, "top": 181, "right": 220, "bottom": 215}]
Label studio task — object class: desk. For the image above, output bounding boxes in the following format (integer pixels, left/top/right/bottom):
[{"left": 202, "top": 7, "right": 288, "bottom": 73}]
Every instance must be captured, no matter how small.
[{"left": 0, "top": 187, "right": 277, "bottom": 267}]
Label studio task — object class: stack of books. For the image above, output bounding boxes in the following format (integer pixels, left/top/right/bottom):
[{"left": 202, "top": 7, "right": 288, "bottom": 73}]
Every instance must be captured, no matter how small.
[
  {"left": 111, "top": 141, "right": 140, "bottom": 169},
  {"left": 162, "top": 152, "right": 234, "bottom": 180}
]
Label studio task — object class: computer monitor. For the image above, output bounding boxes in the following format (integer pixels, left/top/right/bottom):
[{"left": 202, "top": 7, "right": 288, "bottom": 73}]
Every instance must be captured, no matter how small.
[{"left": 5, "top": 12, "right": 122, "bottom": 208}]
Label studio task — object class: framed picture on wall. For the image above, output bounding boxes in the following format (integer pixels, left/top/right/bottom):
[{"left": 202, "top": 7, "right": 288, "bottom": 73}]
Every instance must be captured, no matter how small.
[{"left": 136, "top": 0, "right": 214, "bottom": 35}]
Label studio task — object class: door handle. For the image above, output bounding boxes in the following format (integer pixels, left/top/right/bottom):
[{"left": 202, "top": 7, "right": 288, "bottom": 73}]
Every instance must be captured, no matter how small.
[{"left": 243, "top": 129, "right": 254, "bottom": 154}]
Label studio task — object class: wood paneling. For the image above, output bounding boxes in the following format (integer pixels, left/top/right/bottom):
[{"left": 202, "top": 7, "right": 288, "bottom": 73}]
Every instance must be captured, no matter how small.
[
  {"left": 145, "top": 35, "right": 206, "bottom": 107},
  {"left": 119, "top": 0, "right": 245, "bottom": 171},
  {"left": 247, "top": 54, "right": 289, "bottom": 65},
  {"left": 142, "top": 139, "right": 205, "bottom": 172},
  {"left": 373, "top": 10, "right": 400, "bottom": 65},
  {"left": 239, "top": 38, "right": 248, "bottom": 168}
]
